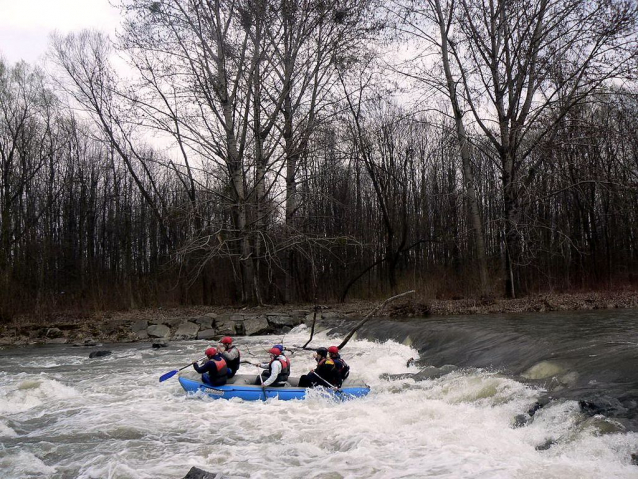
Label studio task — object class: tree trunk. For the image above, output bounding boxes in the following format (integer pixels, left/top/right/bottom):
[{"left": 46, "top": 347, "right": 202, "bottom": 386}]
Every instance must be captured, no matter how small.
[{"left": 434, "top": 0, "right": 490, "bottom": 296}]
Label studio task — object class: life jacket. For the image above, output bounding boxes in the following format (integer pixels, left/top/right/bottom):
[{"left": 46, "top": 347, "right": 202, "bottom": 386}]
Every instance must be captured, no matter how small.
[
  {"left": 333, "top": 356, "right": 350, "bottom": 382},
  {"left": 281, "top": 354, "right": 291, "bottom": 370},
  {"left": 269, "top": 355, "right": 290, "bottom": 384},
  {"left": 224, "top": 345, "right": 241, "bottom": 373},
  {"left": 211, "top": 356, "right": 228, "bottom": 375},
  {"left": 316, "top": 357, "right": 330, "bottom": 367},
  {"left": 315, "top": 357, "right": 339, "bottom": 386}
]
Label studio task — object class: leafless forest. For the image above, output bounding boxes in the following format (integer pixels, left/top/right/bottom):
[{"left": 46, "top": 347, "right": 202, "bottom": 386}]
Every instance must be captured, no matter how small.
[{"left": 1, "top": 0, "right": 637, "bottom": 320}]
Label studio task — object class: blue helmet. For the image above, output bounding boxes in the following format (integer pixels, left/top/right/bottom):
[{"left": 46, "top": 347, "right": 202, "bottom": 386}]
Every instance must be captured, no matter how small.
[{"left": 273, "top": 344, "right": 285, "bottom": 352}]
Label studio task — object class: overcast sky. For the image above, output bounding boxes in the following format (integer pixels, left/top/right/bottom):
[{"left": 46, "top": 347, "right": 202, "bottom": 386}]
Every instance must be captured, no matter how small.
[{"left": 0, "top": 0, "right": 120, "bottom": 65}]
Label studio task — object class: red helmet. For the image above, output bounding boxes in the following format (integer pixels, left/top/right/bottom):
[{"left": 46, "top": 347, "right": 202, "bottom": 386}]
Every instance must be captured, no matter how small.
[
  {"left": 205, "top": 347, "right": 217, "bottom": 357},
  {"left": 328, "top": 346, "right": 339, "bottom": 354},
  {"left": 268, "top": 347, "right": 282, "bottom": 356},
  {"left": 221, "top": 337, "right": 233, "bottom": 344}
]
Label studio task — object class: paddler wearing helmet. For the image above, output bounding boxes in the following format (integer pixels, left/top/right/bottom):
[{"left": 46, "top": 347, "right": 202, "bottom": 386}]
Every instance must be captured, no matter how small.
[
  {"left": 255, "top": 346, "right": 290, "bottom": 387},
  {"left": 192, "top": 347, "right": 228, "bottom": 386},
  {"left": 328, "top": 345, "right": 350, "bottom": 387},
  {"left": 219, "top": 336, "right": 241, "bottom": 378},
  {"left": 298, "top": 347, "right": 340, "bottom": 388}
]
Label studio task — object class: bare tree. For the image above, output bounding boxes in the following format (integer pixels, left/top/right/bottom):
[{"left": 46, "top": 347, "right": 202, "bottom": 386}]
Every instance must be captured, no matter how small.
[
  {"left": 393, "top": 0, "right": 638, "bottom": 297},
  {"left": 0, "top": 60, "right": 57, "bottom": 318},
  {"left": 390, "top": 0, "right": 491, "bottom": 296}
]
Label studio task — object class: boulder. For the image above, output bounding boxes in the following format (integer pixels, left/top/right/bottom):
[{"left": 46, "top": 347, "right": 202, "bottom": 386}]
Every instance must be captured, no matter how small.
[
  {"left": 152, "top": 342, "right": 168, "bottom": 348},
  {"left": 155, "top": 318, "right": 184, "bottom": 328},
  {"left": 528, "top": 398, "right": 551, "bottom": 417},
  {"left": 173, "top": 321, "right": 199, "bottom": 340},
  {"left": 131, "top": 320, "right": 148, "bottom": 333},
  {"left": 182, "top": 467, "right": 227, "bottom": 479},
  {"left": 243, "top": 316, "right": 270, "bottom": 335},
  {"left": 147, "top": 324, "right": 170, "bottom": 339},
  {"left": 194, "top": 316, "right": 214, "bottom": 330},
  {"left": 197, "top": 329, "right": 217, "bottom": 340},
  {"left": 535, "top": 439, "right": 556, "bottom": 451},
  {"left": 513, "top": 414, "right": 530, "bottom": 428},
  {"left": 321, "top": 311, "right": 341, "bottom": 320},
  {"left": 304, "top": 312, "right": 319, "bottom": 326},
  {"left": 100, "top": 320, "right": 132, "bottom": 336},
  {"left": 266, "top": 314, "right": 301, "bottom": 328},
  {"left": 233, "top": 321, "right": 246, "bottom": 335},
  {"left": 134, "top": 330, "right": 149, "bottom": 340},
  {"left": 46, "top": 338, "right": 68, "bottom": 344},
  {"left": 30, "top": 328, "right": 48, "bottom": 339},
  {"left": 303, "top": 313, "right": 329, "bottom": 331},
  {"left": 89, "top": 350, "right": 112, "bottom": 358},
  {"left": 148, "top": 318, "right": 182, "bottom": 328},
  {"left": 214, "top": 315, "right": 237, "bottom": 335},
  {"left": 46, "top": 328, "right": 64, "bottom": 339},
  {"left": 57, "top": 324, "right": 80, "bottom": 331}
]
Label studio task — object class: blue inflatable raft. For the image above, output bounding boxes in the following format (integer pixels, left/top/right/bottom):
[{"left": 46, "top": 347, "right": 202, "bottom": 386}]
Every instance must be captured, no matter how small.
[{"left": 178, "top": 372, "right": 370, "bottom": 401}]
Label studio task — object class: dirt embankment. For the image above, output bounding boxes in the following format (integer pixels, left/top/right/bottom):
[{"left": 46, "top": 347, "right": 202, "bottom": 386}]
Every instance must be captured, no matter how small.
[{"left": 1, "top": 291, "right": 636, "bottom": 346}]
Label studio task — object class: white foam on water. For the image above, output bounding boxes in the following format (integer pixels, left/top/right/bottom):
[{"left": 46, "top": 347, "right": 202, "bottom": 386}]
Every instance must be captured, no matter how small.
[
  {"left": 0, "top": 420, "right": 17, "bottom": 437},
  {"left": 0, "top": 450, "right": 57, "bottom": 477},
  {"left": 0, "top": 376, "right": 80, "bottom": 414},
  {"left": 1, "top": 328, "right": 637, "bottom": 478}
]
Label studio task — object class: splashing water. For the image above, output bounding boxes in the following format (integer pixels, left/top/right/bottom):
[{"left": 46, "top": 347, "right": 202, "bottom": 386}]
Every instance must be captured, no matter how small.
[{"left": 0, "top": 326, "right": 636, "bottom": 478}]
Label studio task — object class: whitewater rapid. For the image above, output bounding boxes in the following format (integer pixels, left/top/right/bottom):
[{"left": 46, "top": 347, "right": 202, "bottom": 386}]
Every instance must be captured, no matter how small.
[{"left": 1, "top": 326, "right": 636, "bottom": 478}]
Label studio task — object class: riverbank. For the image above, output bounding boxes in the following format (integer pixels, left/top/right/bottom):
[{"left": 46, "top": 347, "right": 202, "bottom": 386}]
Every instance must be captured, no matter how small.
[{"left": 0, "top": 291, "right": 636, "bottom": 347}]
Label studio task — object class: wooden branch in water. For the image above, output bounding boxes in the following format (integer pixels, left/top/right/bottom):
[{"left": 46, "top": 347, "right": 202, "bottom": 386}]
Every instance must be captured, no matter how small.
[
  {"left": 337, "top": 290, "right": 415, "bottom": 350},
  {"left": 301, "top": 304, "right": 320, "bottom": 349}
]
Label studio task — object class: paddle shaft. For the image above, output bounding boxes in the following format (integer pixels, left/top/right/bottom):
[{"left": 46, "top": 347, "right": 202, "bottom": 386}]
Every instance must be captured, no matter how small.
[
  {"left": 159, "top": 356, "right": 206, "bottom": 382},
  {"left": 312, "top": 371, "right": 340, "bottom": 391},
  {"left": 257, "top": 365, "right": 267, "bottom": 400},
  {"left": 178, "top": 360, "right": 201, "bottom": 372}
]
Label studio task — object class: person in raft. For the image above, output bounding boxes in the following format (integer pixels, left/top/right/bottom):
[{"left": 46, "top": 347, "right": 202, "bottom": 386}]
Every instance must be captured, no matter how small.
[
  {"left": 327, "top": 345, "right": 350, "bottom": 388},
  {"left": 256, "top": 346, "right": 290, "bottom": 387},
  {"left": 193, "top": 347, "right": 228, "bottom": 386},
  {"left": 273, "top": 344, "right": 287, "bottom": 357},
  {"left": 272, "top": 344, "right": 291, "bottom": 372},
  {"left": 298, "top": 347, "right": 340, "bottom": 388},
  {"left": 219, "top": 336, "right": 240, "bottom": 378}
]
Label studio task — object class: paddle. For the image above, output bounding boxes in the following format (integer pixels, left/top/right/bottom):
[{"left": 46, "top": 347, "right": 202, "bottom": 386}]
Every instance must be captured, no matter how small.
[
  {"left": 312, "top": 371, "right": 341, "bottom": 392},
  {"left": 257, "top": 365, "right": 268, "bottom": 400},
  {"left": 159, "top": 356, "right": 206, "bottom": 382}
]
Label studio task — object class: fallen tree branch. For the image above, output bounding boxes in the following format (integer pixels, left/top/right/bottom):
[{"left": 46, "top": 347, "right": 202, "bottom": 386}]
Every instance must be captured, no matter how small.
[
  {"left": 337, "top": 290, "right": 415, "bottom": 350},
  {"left": 302, "top": 304, "right": 320, "bottom": 349}
]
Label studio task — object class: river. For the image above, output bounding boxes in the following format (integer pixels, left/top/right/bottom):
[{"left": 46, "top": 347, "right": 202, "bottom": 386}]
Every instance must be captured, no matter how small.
[{"left": 1, "top": 309, "right": 637, "bottom": 478}]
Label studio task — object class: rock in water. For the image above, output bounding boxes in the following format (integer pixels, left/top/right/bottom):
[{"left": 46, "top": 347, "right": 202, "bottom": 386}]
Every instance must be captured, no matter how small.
[
  {"left": 535, "top": 439, "right": 556, "bottom": 451},
  {"left": 89, "top": 350, "right": 112, "bottom": 358},
  {"left": 182, "top": 467, "right": 225, "bottom": 479}
]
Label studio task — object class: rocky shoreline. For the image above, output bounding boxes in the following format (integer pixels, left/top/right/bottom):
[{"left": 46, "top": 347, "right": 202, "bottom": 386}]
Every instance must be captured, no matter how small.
[
  {"left": 0, "top": 309, "right": 327, "bottom": 347},
  {"left": 0, "top": 291, "right": 636, "bottom": 347}
]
